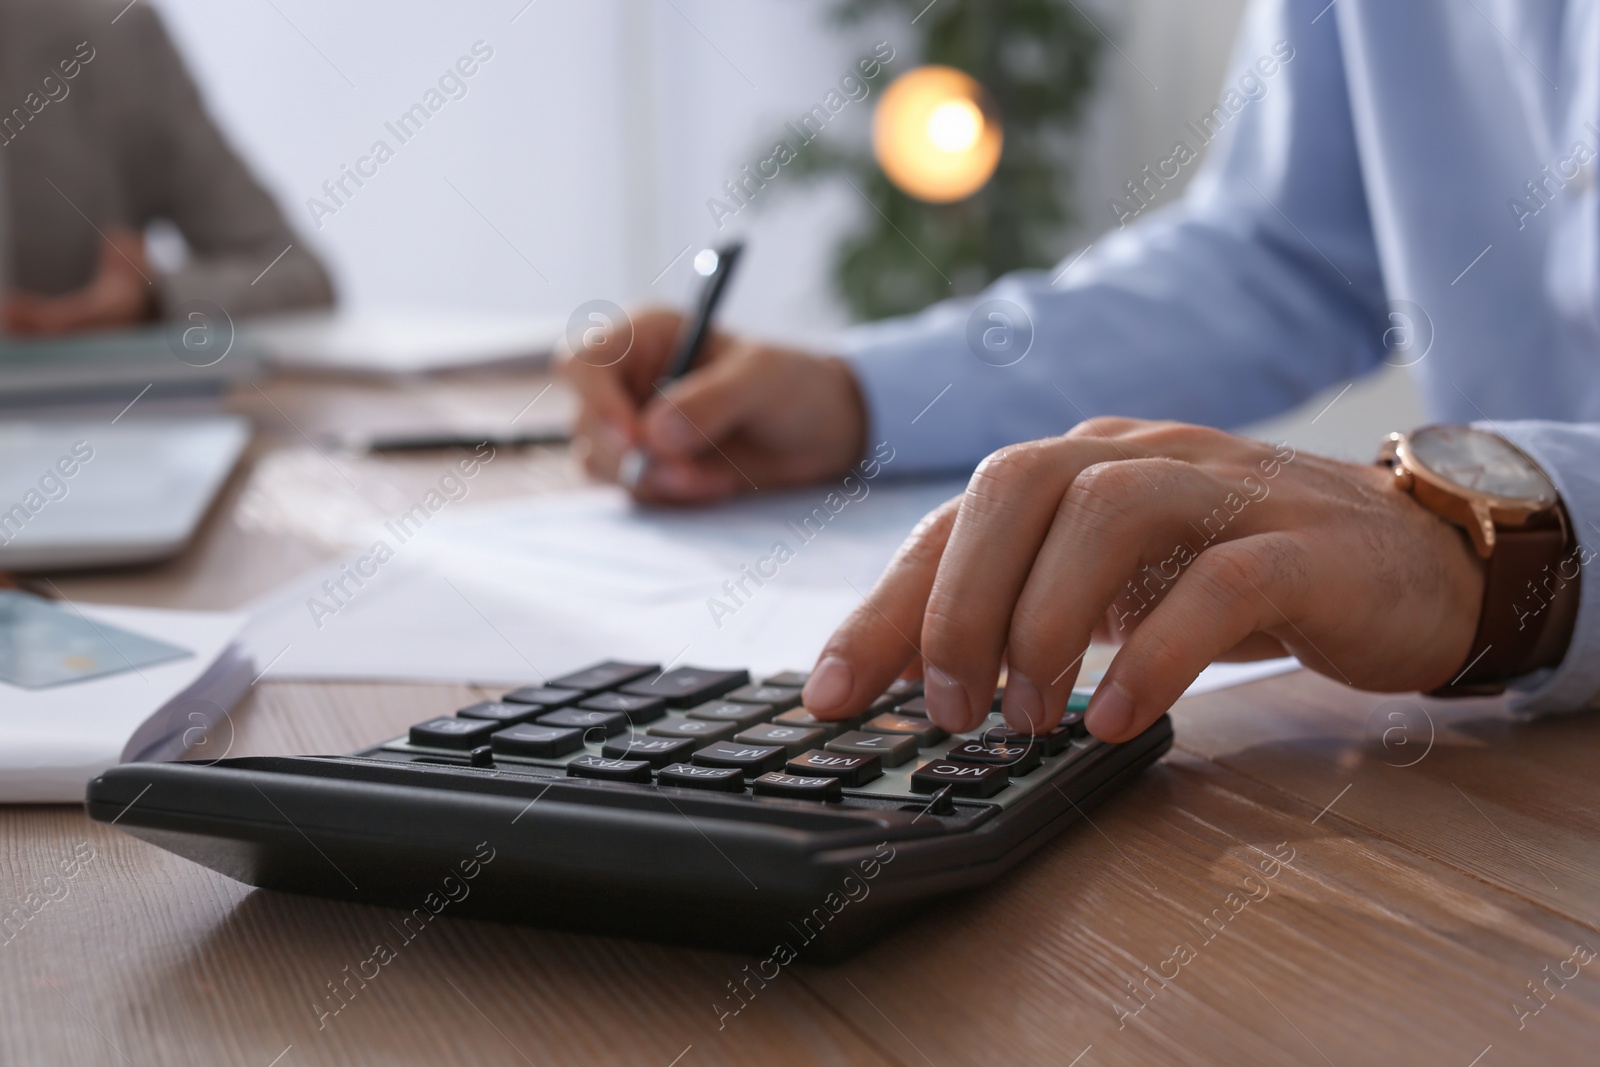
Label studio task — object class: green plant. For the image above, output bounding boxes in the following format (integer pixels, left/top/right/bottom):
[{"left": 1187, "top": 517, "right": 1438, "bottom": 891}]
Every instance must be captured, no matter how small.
[{"left": 796, "top": 0, "right": 1100, "bottom": 321}]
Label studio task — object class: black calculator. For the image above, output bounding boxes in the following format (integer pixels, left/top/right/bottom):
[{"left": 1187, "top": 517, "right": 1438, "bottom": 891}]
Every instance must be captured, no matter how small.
[{"left": 87, "top": 660, "right": 1171, "bottom": 959}]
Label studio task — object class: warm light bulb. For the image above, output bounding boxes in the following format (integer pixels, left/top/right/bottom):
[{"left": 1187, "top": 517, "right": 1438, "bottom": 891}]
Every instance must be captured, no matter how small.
[
  {"left": 873, "top": 65, "right": 1002, "bottom": 203},
  {"left": 926, "top": 99, "right": 982, "bottom": 153}
]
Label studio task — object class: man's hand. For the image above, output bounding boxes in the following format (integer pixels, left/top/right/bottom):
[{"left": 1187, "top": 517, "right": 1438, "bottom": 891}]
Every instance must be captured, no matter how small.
[
  {"left": 799, "top": 418, "right": 1487, "bottom": 743},
  {"left": 4, "top": 227, "right": 156, "bottom": 335},
  {"left": 560, "top": 308, "right": 868, "bottom": 504}
]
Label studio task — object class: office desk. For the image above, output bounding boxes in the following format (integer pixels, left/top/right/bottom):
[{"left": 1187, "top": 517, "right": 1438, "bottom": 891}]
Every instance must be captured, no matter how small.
[{"left": 6, "top": 370, "right": 1600, "bottom": 1066}]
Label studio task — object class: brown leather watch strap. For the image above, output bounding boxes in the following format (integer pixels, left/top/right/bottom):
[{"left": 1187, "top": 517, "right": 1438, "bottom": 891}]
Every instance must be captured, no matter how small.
[{"left": 1433, "top": 518, "right": 1581, "bottom": 695}]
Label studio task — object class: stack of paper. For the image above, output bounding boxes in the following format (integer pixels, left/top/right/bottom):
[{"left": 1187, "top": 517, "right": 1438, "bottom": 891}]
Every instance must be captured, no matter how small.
[{"left": 240, "top": 479, "right": 1299, "bottom": 695}]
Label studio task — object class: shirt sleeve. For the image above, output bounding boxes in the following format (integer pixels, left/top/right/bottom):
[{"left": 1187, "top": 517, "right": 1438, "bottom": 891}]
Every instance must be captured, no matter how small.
[
  {"left": 114, "top": 6, "right": 335, "bottom": 318},
  {"left": 839, "top": 0, "right": 1390, "bottom": 474},
  {"left": 1485, "top": 421, "right": 1600, "bottom": 714}
]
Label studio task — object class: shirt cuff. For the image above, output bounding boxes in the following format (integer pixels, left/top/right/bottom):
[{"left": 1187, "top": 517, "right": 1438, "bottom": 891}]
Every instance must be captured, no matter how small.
[{"left": 1488, "top": 420, "right": 1600, "bottom": 714}]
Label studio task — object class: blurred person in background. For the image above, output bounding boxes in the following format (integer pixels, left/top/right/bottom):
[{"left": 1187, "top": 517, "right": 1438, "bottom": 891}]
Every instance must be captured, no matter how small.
[{"left": 0, "top": 0, "right": 332, "bottom": 336}]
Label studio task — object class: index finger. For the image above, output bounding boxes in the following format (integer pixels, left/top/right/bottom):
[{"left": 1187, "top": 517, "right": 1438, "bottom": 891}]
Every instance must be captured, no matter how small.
[{"left": 801, "top": 498, "right": 959, "bottom": 719}]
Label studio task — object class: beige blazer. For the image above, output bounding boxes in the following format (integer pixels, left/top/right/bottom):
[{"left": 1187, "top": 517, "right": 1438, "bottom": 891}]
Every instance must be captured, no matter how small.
[{"left": 0, "top": 0, "right": 333, "bottom": 318}]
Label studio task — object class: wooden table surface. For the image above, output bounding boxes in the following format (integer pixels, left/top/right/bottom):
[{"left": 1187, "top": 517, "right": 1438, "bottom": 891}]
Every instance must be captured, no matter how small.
[{"left": 6, "top": 370, "right": 1600, "bottom": 1066}]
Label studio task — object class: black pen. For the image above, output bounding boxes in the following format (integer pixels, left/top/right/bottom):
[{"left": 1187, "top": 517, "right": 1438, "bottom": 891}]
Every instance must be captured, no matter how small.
[{"left": 618, "top": 240, "right": 744, "bottom": 490}]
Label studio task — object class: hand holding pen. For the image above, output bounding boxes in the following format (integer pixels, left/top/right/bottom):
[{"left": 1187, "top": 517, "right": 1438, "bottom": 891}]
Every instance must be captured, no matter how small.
[{"left": 560, "top": 243, "right": 869, "bottom": 505}]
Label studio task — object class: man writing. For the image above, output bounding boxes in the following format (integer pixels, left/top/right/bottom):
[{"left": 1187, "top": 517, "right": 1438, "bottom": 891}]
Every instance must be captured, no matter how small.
[{"left": 565, "top": 0, "right": 1600, "bottom": 743}]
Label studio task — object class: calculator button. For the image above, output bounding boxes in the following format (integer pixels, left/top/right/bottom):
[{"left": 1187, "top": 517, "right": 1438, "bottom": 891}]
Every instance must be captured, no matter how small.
[
  {"left": 500, "top": 685, "right": 586, "bottom": 708},
  {"left": 686, "top": 700, "right": 774, "bottom": 729},
  {"left": 752, "top": 772, "right": 842, "bottom": 802},
  {"left": 535, "top": 708, "right": 629, "bottom": 737},
  {"left": 724, "top": 684, "right": 803, "bottom": 710},
  {"left": 410, "top": 717, "right": 502, "bottom": 750},
  {"left": 945, "top": 739, "right": 1042, "bottom": 775},
  {"left": 566, "top": 754, "right": 653, "bottom": 783},
  {"left": 983, "top": 723, "right": 1076, "bottom": 756},
  {"left": 621, "top": 667, "right": 751, "bottom": 707},
  {"left": 911, "top": 760, "right": 1010, "bottom": 798},
  {"left": 824, "top": 730, "right": 918, "bottom": 767},
  {"left": 691, "top": 741, "right": 788, "bottom": 777},
  {"left": 735, "top": 723, "right": 826, "bottom": 756},
  {"left": 602, "top": 735, "right": 700, "bottom": 767},
  {"left": 548, "top": 661, "right": 660, "bottom": 694},
  {"left": 658, "top": 763, "right": 745, "bottom": 792},
  {"left": 454, "top": 701, "right": 541, "bottom": 724},
  {"left": 885, "top": 678, "right": 923, "bottom": 701},
  {"left": 893, "top": 695, "right": 929, "bottom": 717},
  {"left": 1062, "top": 700, "right": 1090, "bottom": 736},
  {"left": 786, "top": 750, "right": 882, "bottom": 787},
  {"left": 648, "top": 718, "right": 739, "bottom": 743},
  {"left": 761, "top": 671, "right": 810, "bottom": 689},
  {"left": 773, "top": 707, "right": 852, "bottom": 737},
  {"left": 578, "top": 692, "right": 668, "bottom": 724},
  {"left": 863, "top": 713, "right": 947, "bottom": 746},
  {"left": 491, "top": 724, "right": 585, "bottom": 759}
]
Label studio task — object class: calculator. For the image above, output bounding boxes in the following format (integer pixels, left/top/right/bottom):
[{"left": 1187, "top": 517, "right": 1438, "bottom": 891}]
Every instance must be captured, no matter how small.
[{"left": 87, "top": 660, "right": 1172, "bottom": 959}]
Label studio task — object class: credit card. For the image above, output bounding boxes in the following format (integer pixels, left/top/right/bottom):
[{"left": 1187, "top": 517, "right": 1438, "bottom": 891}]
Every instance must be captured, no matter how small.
[{"left": 0, "top": 590, "right": 191, "bottom": 689}]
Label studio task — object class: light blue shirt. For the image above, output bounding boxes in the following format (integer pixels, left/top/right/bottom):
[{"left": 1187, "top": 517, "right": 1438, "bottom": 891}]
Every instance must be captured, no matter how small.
[{"left": 841, "top": 0, "right": 1600, "bottom": 713}]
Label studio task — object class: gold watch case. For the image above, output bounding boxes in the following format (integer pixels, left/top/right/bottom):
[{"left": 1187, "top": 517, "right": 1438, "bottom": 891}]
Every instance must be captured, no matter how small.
[{"left": 1379, "top": 426, "right": 1560, "bottom": 559}]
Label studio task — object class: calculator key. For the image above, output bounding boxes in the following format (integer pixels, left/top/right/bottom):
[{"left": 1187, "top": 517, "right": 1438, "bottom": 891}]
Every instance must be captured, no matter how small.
[
  {"left": 885, "top": 678, "right": 923, "bottom": 701},
  {"left": 621, "top": 667, "right": 750, "bottom": 707},
  {"left": 785, "top": 749, "right": 882, "bottom": 787},
  {"left": 691, "top": 741, "right": 788, "bottom": 777},
  {"left": 686, "top": 700, "right": 774, "bottom": 729},
  {"left": 735, "top": 723, "right": 826, "bottom": 756},
  {"left": 578, "top": 692, "right": 668, "bottom": 724},
  {"left": 752, "top": 771, "right": 842, "bottom": 802},
  {"left": 602, "top": 735, "right": 700, "bottom": 768},
  {"left": 658, "top": 763, "right": 745, "bottom": 792},
  {"left": 724, "top": 684, "right": 803, "bottom": 710},
  {"left": 547, "top": 660, "right": 660, "bottom": 694},
  {"left": 863, "top": 713, "right": 947, "bottom": 746},
  {"left": 454, "top": 700, "right": 542, "bottom": 724},
  {"left": 648, "top": 718, "right": 739, "bottom": 743},
  {"left": 911, "top": 760, "right": 1010, "bottom": 798},
  {"left": 491, "top": 724, "right": 585, "bottom": 759},
  {"left": 894, "top": 695, "right": 929, "bottom": 717},
  {"left": 824, "top": 730, "right": 918, "bottom": 767},
  {"left": 773, "top": 707, "right": 854, "bottom": 737},
  {"left": 500, "top": 685, "right": 586, "bottom": 708},
  {"left": 535, "top": 708, "right": 629, "bottom": 737},
  {"left": 761, "top": 671, "right": 810, "bottom": 689},
  {"left": 409, "top": 717, "right": 502, "bottom": 750},
  {"left": 1062, "top": 698, "right": 1090, "bottom": 736},
  {"left": 566, "top": 754, "right": 653, "bottom": 783},
  {"left": 983, "top": 723, "right": 1077, "bottom": 756},
  {"left": 946, "top": 739, "right": 1042, "bottom": 775}
]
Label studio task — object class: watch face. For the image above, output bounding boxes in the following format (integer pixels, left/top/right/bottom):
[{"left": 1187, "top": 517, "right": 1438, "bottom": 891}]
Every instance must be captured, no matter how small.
[{"left": 1408, "top": 425, "right": 1557, "bottom": 504}]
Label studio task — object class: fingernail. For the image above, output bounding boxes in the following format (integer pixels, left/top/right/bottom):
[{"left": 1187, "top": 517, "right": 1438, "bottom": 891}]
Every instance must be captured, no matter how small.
[
  {"left": 803, "top": 655, "right": 853, "bottom": 714},
  {"left": 1086, "top": 682, "right": 1135, "bottom": 741},
  {"left": 643, "top": 461, "right": 693, "bottom": 493},
  {"left": 924, "top": 665, "right": 972, "bottom": 732},
  {"left": 1001, "top": 673, "right": 1045, "bottom": 732},
  {"left": 602, "top": 421, "right": 630, "bottom": 455}
]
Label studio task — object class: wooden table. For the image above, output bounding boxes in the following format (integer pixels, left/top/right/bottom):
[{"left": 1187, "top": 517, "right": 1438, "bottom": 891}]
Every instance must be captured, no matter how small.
[{"left": 6, "top": 370, "right": 1600, "bottom": 1066}]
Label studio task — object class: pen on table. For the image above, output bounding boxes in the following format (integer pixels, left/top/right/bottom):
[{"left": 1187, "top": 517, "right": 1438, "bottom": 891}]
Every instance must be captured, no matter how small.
[
  {"left": 617, "top": 240, "right": 745, "bottom": 491},
  {"left": 334, "top": 428, "right": 569, "bottom": 454}
]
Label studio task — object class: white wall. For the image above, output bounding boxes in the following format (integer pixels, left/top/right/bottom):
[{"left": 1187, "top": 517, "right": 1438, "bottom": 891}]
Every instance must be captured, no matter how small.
[{"left": 153, "top": 0, "right": 1419, "bottom": 449}]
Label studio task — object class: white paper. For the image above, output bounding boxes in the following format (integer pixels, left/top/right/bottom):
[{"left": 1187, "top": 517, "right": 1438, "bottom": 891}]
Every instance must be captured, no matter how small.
[
  {"left": 241, "top": 480, "right": 1303, "bottom": 696},
  {"left": 0, "top": 602, "right": 249, "bottom": 803}
]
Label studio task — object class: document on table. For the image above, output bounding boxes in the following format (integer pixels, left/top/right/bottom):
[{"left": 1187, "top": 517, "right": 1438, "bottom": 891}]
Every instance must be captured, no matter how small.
[{"left": 240, "top": 478, "right": 1301, "bottom": 695}]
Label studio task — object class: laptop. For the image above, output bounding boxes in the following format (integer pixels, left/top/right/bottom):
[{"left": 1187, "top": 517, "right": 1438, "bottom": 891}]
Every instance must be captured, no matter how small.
[{"left": 0, "top": 416, "right": 250, "bottom": 570}]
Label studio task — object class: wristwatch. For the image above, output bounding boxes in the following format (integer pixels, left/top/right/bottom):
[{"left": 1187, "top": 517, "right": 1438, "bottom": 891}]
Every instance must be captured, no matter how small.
[{"left": 1379, "top": 425, "right": 1580, "bottom": 695}]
